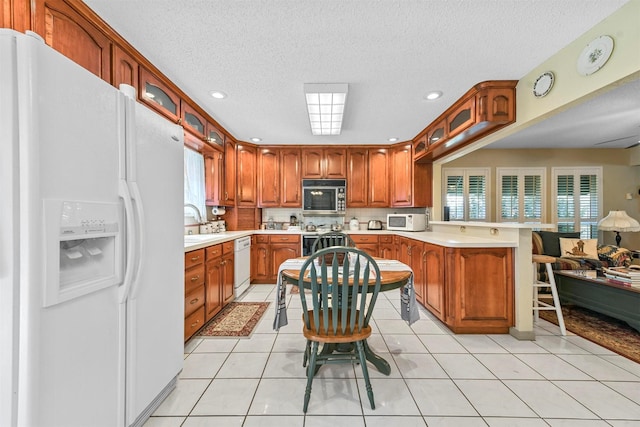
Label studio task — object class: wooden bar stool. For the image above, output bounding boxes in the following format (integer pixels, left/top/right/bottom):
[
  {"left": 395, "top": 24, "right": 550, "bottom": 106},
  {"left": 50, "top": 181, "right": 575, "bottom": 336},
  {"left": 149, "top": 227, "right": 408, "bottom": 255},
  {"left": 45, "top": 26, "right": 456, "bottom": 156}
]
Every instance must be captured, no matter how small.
[{"left": 532, "top": 255, "right": 566, "bottom": 335}]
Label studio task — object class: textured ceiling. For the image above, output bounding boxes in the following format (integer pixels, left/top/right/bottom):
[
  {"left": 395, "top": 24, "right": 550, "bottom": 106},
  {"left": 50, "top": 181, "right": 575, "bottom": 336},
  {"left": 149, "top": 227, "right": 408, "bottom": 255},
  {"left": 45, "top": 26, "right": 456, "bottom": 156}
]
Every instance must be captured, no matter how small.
[{"left": 83, "top": 0, "right": 636, "bottom": 148}]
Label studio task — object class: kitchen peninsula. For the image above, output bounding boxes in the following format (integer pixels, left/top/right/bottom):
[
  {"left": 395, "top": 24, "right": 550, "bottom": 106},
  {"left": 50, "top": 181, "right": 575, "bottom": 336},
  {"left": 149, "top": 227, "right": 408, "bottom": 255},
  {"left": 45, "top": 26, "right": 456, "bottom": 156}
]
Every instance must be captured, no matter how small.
[{"left": 184, "top": 221, "right": 539, "bottom": 340}]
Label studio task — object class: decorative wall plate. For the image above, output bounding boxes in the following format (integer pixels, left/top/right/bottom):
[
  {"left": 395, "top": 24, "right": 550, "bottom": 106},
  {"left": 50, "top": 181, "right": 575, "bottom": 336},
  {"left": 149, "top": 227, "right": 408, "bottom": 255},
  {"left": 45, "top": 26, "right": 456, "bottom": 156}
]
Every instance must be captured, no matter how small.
[
  {"left": 577, "top": 35, "right": 614, "bottom": 76},
  {"left": 533, "top": 71, "right": 555, "bottom": 98}
]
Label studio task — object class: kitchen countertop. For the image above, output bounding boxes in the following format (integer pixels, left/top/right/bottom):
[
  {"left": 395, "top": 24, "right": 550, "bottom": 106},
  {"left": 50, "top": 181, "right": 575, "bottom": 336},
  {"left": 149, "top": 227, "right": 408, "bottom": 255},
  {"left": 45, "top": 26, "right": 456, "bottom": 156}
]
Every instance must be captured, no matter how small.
[{"left": 185, "top": 227, "right": 517, "bottom": 252}]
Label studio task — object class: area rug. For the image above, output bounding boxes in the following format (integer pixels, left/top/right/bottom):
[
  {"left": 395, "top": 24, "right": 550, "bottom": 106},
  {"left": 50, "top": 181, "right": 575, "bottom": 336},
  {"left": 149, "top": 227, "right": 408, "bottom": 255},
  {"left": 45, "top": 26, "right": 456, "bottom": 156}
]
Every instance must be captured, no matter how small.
[
  {"left": 198, "top": 302, "right": 269, "bottom": 338},
  {"left": 539, "top": 305, "right": 640, "bottom": 364}
]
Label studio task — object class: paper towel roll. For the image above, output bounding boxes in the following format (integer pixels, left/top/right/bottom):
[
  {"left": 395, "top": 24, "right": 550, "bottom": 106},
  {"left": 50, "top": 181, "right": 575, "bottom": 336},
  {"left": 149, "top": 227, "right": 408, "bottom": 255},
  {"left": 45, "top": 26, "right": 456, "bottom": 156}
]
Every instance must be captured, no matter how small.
[{"left": 211, "top": 207, "right": 226, "bottom": 216}]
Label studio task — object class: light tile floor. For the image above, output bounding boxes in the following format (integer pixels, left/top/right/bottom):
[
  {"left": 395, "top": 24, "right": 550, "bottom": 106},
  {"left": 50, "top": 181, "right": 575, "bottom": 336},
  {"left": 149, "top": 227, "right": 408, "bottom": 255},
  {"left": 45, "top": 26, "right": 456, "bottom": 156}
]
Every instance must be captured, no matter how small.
[{"left": 145, "top": 284, "right": 640, "bottom": 426}]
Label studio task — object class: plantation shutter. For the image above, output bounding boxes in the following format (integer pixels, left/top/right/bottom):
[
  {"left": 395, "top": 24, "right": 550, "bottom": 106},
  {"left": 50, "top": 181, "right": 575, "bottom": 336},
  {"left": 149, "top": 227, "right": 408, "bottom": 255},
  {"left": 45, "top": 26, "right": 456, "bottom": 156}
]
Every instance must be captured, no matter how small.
[
  {"left": 443, "top": 168, "right": 489, "bottom": 221},
  {"left": 468, "top": 174, "right": 487, "bottom": 220},
  {"left": 500, "top": 175, "right": 518, "bottom": 221},
  {"left": 552, "top": 167, "right": 602, "bottom": 238},
  {"left": 445, "top": 175, "right": 464, "bottom": 220},
  {"left": 497, "top": 168, "right": 545, "bottom": 223},
  {"left": 524, "top": 174, "right": 542, "bottom": 222}
]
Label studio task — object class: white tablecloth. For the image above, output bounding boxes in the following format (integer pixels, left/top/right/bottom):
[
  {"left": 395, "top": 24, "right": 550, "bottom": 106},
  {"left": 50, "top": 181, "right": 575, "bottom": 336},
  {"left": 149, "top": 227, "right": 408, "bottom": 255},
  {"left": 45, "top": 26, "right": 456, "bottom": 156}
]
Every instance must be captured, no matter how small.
[{"left": 273, "top": 258, "right": 418, "bottom": 330}]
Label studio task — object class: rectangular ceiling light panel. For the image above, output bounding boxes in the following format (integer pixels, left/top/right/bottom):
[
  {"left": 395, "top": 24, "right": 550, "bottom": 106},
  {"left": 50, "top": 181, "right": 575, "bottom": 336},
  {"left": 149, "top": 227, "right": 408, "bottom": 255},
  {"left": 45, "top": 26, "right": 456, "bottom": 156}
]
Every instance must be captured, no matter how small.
[{"left": 304, "top": 83, "right": 348, "bottom": 135}]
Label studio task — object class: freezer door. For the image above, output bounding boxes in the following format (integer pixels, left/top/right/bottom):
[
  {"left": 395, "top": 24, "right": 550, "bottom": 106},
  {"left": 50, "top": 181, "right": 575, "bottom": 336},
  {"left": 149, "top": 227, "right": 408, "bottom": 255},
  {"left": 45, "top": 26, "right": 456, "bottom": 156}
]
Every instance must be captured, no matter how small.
[
  {"left": 0, "top": 29, "right": 21, "bottom": 427},
  {"left": 124, "top": 97, "right": 184, "bottom": 426},
  {"left": 13, "top": 32, "right": 124, "bottom": 426}
]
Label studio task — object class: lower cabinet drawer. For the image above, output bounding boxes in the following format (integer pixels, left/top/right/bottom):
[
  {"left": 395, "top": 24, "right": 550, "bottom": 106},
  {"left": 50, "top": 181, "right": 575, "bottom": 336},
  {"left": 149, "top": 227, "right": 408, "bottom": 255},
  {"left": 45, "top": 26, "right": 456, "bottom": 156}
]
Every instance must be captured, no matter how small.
[
  {"left": 185, "top": 285, "right": 205, "bottom": 317},
  {"left": 184, "top": 264, "right": 205, "bottom": 294},
  {"left": 184, "top": 306, "right": 205, "bottom": 341}
]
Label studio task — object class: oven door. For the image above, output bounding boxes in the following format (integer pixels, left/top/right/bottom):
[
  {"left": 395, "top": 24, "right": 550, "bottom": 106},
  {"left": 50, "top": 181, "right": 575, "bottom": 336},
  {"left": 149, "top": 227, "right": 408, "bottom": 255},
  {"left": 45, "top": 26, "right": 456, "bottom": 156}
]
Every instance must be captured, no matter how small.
[
  {"left": 303, "top": 187, "right": 337, "bottom": 213},
  {"left": 302, "top": 234, "right": 319, "bottom": 256}
]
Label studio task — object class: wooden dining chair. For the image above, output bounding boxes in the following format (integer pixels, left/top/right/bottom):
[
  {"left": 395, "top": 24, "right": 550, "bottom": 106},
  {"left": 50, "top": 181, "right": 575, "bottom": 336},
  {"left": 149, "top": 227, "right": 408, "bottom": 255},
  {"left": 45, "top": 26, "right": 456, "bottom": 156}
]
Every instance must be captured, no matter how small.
[
  {"left": 298, "top": 246, "right": 381, "bottom": 412},
  {"left": 310, "top": 232, "right": 356, "bottom": 253}
]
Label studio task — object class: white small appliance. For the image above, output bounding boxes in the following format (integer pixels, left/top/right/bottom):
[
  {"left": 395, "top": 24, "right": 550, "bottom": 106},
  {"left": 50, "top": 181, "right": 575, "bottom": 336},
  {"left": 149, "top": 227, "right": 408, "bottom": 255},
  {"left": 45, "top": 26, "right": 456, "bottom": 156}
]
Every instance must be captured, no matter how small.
[
  {"left": 1, "top": 30, "right": 184, "bottom": 427},
  {"left": 386, "top": 213, "right": 427, "bottom": 231},
  {"left": 234, "top": 236, "right": 251, "bottom": 296}
]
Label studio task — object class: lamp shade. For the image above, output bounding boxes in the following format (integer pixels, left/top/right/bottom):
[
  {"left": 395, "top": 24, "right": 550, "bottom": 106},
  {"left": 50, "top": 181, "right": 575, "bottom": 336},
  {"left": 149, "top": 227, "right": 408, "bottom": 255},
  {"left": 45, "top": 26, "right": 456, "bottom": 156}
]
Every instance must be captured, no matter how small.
[{"left": 597, "top": 210, "right": 640, "bottom": 232}]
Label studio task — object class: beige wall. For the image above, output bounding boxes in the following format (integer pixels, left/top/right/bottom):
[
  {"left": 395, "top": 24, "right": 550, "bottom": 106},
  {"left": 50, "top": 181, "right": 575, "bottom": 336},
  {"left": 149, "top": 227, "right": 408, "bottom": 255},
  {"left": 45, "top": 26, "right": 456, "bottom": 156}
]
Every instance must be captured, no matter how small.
[
  {"left": 430, "top": 0, "right": 640, "bottom": 251},
  {"left": 444, "top": 148, "right": 640, "bottom": 249}
]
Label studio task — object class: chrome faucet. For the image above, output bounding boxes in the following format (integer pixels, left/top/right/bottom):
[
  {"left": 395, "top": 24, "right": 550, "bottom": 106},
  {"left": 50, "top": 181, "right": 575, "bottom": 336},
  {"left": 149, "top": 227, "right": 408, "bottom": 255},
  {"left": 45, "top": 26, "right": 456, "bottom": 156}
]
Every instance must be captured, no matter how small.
[{"left": 184, "top": 203, "right": 203, "bottom": 224}]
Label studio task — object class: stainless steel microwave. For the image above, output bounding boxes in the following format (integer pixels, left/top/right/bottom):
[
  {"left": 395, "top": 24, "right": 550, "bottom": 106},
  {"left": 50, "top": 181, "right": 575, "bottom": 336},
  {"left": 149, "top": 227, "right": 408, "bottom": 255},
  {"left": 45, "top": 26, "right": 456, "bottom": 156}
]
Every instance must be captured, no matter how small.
[{"left": 302, "top": 179, "right": 346, "bottom": 214}]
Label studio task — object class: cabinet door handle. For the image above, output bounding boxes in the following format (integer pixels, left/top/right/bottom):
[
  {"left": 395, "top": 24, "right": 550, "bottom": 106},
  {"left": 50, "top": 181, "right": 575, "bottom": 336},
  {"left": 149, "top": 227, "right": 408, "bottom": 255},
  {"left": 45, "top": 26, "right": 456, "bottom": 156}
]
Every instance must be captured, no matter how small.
[
  {"left": 190, "top": 275, "right": 200, "bottom": 282},
  {"left": 189, "top": 298, "right": 200, "bottom": 305},
  {"left": 190, "top": 255, "right": 200, "bottom": 262},
  {"left": 190, "top": 320, "right": 200, "bottom": 328}
]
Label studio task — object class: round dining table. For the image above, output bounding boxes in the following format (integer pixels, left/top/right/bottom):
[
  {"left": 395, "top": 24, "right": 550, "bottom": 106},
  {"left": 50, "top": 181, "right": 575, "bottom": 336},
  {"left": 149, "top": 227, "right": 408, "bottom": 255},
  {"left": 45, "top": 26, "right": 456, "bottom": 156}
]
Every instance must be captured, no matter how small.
[{"left": 280, "top": 262, "right": 412, "bottom": 376}]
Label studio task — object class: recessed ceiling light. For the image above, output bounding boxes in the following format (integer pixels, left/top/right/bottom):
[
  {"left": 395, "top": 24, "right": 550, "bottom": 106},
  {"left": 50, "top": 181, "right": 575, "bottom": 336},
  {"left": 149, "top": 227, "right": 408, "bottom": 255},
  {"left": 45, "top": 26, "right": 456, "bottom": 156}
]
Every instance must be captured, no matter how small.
[
  {"left": 424, "top": 91, "right": 443, "bottom": 101},
  {"left": 304, "top": 83, "right": 348, "bottom": 136},
  {"left": 210, "top": 91, "right": 227, "bottom": 99},
  {"left": 388, "top": 137, "right": 398, "bottom": 142},
  {"left": 250, "top": 137, "right": 262, "bottom": 143}
]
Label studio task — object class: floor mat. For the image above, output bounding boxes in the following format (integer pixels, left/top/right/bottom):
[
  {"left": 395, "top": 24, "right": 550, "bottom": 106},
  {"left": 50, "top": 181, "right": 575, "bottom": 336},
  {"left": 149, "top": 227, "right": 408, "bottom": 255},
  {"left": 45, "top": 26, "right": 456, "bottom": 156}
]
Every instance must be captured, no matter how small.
[
  {"left": 539, "top": 304, "right": 640, "bottom": 364},
  {"left": 197, "top": 302, "right": 269, "bottom": 338}
]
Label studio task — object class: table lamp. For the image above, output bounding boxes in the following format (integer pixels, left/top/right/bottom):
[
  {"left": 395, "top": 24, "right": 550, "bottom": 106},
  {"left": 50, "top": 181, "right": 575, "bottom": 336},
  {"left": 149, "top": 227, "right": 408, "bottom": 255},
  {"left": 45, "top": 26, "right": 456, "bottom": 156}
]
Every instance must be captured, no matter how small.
[{"left": 597, "top": 210, "right": 640, "bottom": 246}]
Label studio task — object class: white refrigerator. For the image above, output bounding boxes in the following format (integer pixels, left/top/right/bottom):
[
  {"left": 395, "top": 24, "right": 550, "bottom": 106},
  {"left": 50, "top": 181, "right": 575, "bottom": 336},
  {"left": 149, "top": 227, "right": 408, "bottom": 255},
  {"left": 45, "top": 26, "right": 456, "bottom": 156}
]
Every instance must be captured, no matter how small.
[{"left": 0, "top": 29, "right": 184, "bottom": 427}]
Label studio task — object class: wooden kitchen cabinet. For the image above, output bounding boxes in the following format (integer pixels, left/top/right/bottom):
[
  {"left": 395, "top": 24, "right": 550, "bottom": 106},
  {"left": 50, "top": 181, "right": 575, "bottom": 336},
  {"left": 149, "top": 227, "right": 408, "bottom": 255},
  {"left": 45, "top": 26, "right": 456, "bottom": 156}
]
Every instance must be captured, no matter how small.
[
  {"left": 258, "top": 148, "right": 280, "bottom": 207},
  {"left": 224, "top": 138, "right": 236, "bottom": 205},
  {"left": 269, "top": 234, "right": 301, "bottom": 282},
  {"left": 205, "top": 150, "right": 224, "bottom": 206},
  {"left": 236, "top": 143, "right": 257, "bottom": 207},
  {"left": 444, "top": 247, "right": 514, "bottom": 333},
  {"left": 257, "top": 147, "right": 301, "bottom": 208},
  {"left": 347, "top": 147, "right": 389, "bottom": 208},
  {"left": 390, "top": 144, "right": 413, "bottom": 206},
  {"left": 112, "top": 45, "right": 139, "bottom": 90},
  {"left": 423, "top": 242, "right": 445, "bottom": 321},
  {"left": 351, "top": 234, "right": 379, "bottom": 257},
  {"left": 251, "top": 235, "right": 270, "bottom": 283},
  {"left": 251, "top": 234, "right": 300, "bottom": 283},
  {"left": 221, "top": 241, "right": 235, "bottom": 306},
  {"left": 205, "top": 245, "right": 224, "bottom": 321},
  {"left": 423, "top": 81, "right": 517, "bottom": 161},
  {"left": 390, "top": 143, "right": 432, "bottom": 207},
  {"left": 139, "top": 67, "right": 181, "bottom": 124},
  {"left": 302, "top": 147, "right": 346, "bottom": 179},
  {"left": 184, "top": 249, "right": 205, "bottom": 341},
  {"left": 280, "top": 148, "right": 301, "bottom": 207},
  {"left": 368, "top": 148, "right": 389, "bottom": 207},
  {"left": 181, "top": 100, "right": 207, "bottom": 140},
  {"left": 379, "top": 235, "right": 395, "bottom": 259},
  {"left": 35, "top": 0, "right": 112, "bottom": 82},
  {"left": 346, "top": 148, "right": 367, "bottom": 207},
  {"left": 206, "top": 124, "right": 225, "bottom": 148},
  {"left": 397, "top": 238, "right": 425, "bottom": 304}
]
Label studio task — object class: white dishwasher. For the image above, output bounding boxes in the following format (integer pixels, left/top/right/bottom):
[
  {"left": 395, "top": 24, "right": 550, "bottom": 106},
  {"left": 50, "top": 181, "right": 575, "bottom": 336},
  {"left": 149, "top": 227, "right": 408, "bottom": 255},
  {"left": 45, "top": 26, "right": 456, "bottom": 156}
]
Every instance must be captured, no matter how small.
[{"left": 234, "top": 236, "right": 251, "bottom": 297}]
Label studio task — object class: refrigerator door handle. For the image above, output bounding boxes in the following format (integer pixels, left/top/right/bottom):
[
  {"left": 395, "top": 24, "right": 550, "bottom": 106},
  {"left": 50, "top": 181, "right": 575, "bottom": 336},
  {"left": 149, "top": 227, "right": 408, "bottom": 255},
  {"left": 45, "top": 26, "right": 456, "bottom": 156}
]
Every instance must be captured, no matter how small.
[
  {"left": 118, "top": 179, "right": 137, "bottom": 303},
  {"left": 128, "top": 181, "right": 146, "bottom": 300}
]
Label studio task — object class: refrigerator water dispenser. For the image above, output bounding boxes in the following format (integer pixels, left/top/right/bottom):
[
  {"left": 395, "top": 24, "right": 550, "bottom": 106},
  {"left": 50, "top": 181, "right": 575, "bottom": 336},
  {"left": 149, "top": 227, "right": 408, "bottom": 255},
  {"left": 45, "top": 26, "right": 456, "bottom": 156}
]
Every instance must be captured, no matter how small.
[{"left": 44, "top": 200, "right": 123, "bottom": 307}]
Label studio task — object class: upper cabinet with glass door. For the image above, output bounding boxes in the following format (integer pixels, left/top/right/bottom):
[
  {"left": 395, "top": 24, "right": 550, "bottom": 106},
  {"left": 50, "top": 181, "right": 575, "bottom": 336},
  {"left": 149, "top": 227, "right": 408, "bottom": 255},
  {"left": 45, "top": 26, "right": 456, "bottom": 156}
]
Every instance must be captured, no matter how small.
[
  {"left": 181, "top": 101, "right": 207, "bottom": 140},
  {"left": 206, "top": 123, "right": 225, "bottom": 149},
  {"left": 139, "top": 67, "right": 181, "bottom": 123},
  {"left": 414, "top": 80, "right": 516, "bottom": 162}
]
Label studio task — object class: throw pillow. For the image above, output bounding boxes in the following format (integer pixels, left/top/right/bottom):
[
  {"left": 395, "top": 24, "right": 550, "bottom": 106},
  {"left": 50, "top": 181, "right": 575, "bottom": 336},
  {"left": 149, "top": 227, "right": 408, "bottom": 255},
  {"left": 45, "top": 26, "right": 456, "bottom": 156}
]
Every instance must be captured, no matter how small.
[
  {"left": 559, "top": 238, "right": 598, "bottom": 259},
  {"left": 538, "top": 231, "right": 581, "bottom": 257},
  {"left": 598, "top": 245, "right": 633, "bottom": 267}
]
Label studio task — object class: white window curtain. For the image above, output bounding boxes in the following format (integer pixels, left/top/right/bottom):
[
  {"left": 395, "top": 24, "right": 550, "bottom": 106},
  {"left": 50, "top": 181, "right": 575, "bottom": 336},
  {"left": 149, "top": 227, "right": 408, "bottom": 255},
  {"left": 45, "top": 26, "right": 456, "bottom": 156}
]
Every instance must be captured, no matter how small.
[
  {"left": 442, "top": 168, "right": 490, "bottom": 221},
  {"left": 552, "top": 166, "right": 602, "bottom": 238},
  {"left": 497, "top": 167, "right": 545, "bottom": 223},
  {"left": 184, "top": 147, "right": 206, "bottom": 222}
]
